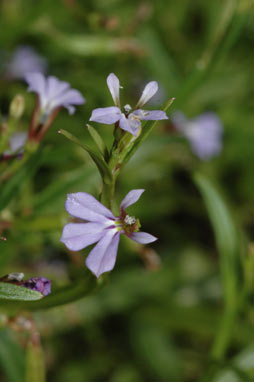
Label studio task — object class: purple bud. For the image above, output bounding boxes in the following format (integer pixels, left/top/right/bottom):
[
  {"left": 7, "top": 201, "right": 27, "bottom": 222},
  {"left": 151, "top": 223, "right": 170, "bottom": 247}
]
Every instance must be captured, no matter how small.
[{"left": 22, "top": 277, "right": 52, "bottom": 296}]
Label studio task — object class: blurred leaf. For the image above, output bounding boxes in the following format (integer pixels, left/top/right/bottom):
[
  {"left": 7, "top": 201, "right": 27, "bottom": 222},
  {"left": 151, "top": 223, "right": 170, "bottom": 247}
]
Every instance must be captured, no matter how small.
[
  {"left": 139, "top": 27, "right": 181, "bottom": 92},
  {"left": 0, "top": 283, "right": 43, "bottom": 301},
  {"left": 32, "top": 166, "right": 95, "bottom": 213},
  {"left": 130, "top": 314, "right": 181, "bottom": 380},
  {"left": 30, "top": 19, "right": 143, "bottom": 56},
  {"left": 0, "top": 330, "right": 25, "bottom": 382},
  {"left": 25, "top": 341, "right": 45, "bottom": 382},
  {"left": 0, "top": 149, "right": 48, "bottom": 212},
  {"left": 194, "top": 173, "right": 239, "bottom": 309}
]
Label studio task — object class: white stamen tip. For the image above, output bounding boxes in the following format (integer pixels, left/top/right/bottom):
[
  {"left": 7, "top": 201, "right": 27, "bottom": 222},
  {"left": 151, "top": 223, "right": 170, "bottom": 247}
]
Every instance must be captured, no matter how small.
[
  {"left": 124, "top": 104, "right": 132, "bottom": 112},
  {"left": 124, "top": 215, "right": 136, "bottom": 225}
]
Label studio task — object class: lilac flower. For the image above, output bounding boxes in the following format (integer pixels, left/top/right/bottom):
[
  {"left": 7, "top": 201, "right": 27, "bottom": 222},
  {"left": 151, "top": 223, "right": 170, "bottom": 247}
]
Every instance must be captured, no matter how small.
[
  {"left": 172, "top": 112, "right": 223, "bottom": 160},
  {"left": 90, "top": 73, "right": 168, "bottom": 136},
  {"left": 6, "top": 46, "right": 46, "bottom": 80},
  {"left": 21, "top": 277, "right": 52, "bottom": 296},
  {"left": 60, "top": 189, "right": 157, "bottom": 277},
  {"left": 25, "top": 72, "right": 85, "bottom": 118}
]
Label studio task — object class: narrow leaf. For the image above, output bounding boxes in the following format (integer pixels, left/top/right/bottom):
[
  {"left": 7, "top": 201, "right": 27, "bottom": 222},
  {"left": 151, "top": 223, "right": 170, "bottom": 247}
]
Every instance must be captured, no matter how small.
[
  {"left": 87, "top": 124, "right": 109, "bottom": 160},
  {"left": 194, "top": 173, "right": 239, "bottom": 309},
  {"left": 58, "top": 129, "right": 112, "bottom": 183},
  {"left": 0, "top": 282, "right": 43, "bottom": 301}
]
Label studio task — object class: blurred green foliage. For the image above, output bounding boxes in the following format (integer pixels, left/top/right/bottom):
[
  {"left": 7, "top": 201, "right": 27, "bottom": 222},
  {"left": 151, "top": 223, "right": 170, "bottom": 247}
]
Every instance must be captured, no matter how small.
[{"left": 0, "top": 0, "right": 254, "bottom": 381}]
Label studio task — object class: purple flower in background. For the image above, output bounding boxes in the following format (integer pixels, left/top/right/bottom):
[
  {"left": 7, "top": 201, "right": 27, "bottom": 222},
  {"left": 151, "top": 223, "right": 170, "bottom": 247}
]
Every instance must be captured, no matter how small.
[
  {"left": 21, "top": 277, "right": 52, "bottom": 296},
  {"left": 25, "top": 72, "right": 85, "bottom": 118},
  {"left": 60, "top": 189, "right": 157, "bottom": 278},
  {"left": 90, "top": 73, "right": 168, "bottom": 136},
  {"left": 172, "top": 112, "right": 223, "bottom": 160},
  {"left": 6, "top": 46, "right": 46, "bottom": 80},
  {"left": 3, "top": 132, "right": 27, "bottom": 157}
]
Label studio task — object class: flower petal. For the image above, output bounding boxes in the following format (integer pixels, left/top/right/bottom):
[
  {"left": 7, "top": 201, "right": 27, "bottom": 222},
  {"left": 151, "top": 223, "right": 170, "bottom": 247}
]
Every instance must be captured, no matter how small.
[
  {"left": 120, "top": 189, "right": 145, "bottom": 210},
  {"left": 46, "top": 76, "right": 70, "bottom": 101},
  {"left": 134, "top": 109, "right": 168, "bottom": 121},
  {"left": 179, "top": 112, "right": 223, "bottom": 160},
  {"left": 130, "top": 231, "right": 158, "bottom": 244},
  {"left": 53, "top": 89, "right": 85, "bottom": 113},
  {"left": 119, "top": 114, "right": 140, "bottom": 136},
  {"left": 60, "top": 223, "right": 105, "bottom": 251},
  {"left": 90, "top": 107, "right": 121, "bottom": 124},
  {"left": 7, "top": 46, "right": 46, "bottom": 80},
  {"left": 86, "top": 230, "right": 120, "bottom": 277},
  {"left": 25, "top": 72, "right": 46, "bottom": 106},
  {"left": 65, "top": 192, "right": 115, "bottom": 222},
  {"left": 107, "top": 73, "right": 120, "bottom": 106},
  {"left": 136, "top": 81, "right": 158, "bottom": 107}
]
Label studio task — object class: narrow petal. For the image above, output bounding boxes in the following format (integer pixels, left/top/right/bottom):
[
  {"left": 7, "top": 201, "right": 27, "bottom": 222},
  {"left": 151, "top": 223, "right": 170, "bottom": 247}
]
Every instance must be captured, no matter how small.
[
  {"left": 130, "top": 231, "right": 158, "bottom": 244},
  {"left": 185, "top": 113, "right": 223, "bottom": 160},
  {"left": 60, "top": 223, "right": 105, "bottom": 251},
  {"left": 107, "top": 73, "right": 120, "bottom": 106},
  {"left": 86, "top": 230, "right": 120, "bottom": 277},
  {"left": 137, "top": 81, "right": 158, "bottom": 107},
  {"left": 134, "top": 109, "right": 168, "bottom": 121},
  {"left": 53, "top": 89, "right": 85, "bottom": 109},
  {"left": 119, "top": 114, "right": 140, "bottom": 136},
  {"left": 25, "top": 72, "right": 46, "bottom": 106},
  {"left": 65, "top": 192, "right": 115, "bottom": 222},
  {"left": 120, "top": 189, "right": 145, "bottom": 210},
  {"left": 90, "top": 107, "right": 121, "bottom": 124}
]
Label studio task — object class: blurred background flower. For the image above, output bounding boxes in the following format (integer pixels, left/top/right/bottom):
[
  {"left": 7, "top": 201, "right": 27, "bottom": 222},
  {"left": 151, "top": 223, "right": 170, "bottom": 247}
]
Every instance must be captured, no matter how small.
[{"left": 5, "top": 45, "right": 47, "bottom": 80}]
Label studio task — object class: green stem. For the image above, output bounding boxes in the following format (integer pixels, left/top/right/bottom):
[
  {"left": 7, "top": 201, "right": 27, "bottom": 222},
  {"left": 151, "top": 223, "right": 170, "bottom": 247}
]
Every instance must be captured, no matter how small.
[{"left": 100, "top": 176, "right": 117, "bottom": 210}]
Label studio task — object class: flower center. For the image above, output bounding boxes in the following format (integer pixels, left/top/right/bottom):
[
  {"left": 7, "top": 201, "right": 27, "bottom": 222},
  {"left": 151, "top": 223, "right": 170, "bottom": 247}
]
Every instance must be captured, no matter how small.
[{"left": 115, "top": 214, "right": 141, "bottom": 234}]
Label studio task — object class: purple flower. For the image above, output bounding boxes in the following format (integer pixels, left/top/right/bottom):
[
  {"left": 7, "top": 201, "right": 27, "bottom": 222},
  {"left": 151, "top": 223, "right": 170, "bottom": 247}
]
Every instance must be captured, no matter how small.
[
  {"left": 21, "top": 277, "right": 52, "bottom": 296},
  {"left": 25, "top": 72, "right": 85, "bottom": 118},
  {"left": 60, "top": 189, "right": 157, "bottom": 278},
  {"left": 90, "top": 73, "right": 168, "bottom": 136},
  {"left": 6, "top": 46, "right": 47, "bottom": 80},
  {"left": 172, "top": 112, "right": 223, "bottom": 160}
]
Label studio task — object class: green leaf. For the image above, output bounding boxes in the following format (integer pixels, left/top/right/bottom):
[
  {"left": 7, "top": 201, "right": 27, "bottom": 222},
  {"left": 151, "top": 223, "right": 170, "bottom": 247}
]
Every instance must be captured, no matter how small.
[
  {"left": 87, "top": 124, "right": 109, "bottom": 160},
  {"left": 193, "top": 173, "right": 239, "bottom": 309},
  {"left": 0, "top": 282, "right": 43, "bottom": 301},
  {"left": 59, "top": 129, "right": 112, "bottom": 183}
]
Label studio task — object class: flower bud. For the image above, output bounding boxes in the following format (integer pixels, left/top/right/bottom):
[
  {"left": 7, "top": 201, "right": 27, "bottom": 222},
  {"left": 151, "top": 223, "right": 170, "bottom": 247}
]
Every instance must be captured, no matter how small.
[{"left": 9, "top": 94, "right": 25, "bottom": 120}]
